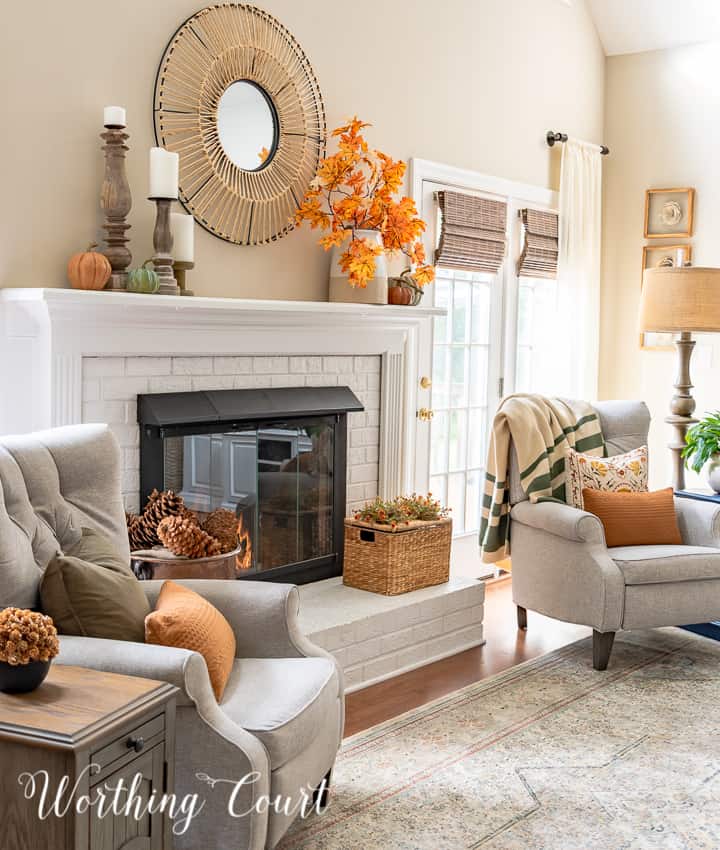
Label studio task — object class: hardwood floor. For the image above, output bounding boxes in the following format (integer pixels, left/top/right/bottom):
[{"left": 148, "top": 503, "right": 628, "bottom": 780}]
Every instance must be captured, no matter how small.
[{"left": 344, "top": 577, "right": 590, "bottom": 737}]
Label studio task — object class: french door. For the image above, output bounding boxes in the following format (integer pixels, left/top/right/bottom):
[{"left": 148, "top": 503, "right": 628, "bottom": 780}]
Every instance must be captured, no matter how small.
[
  {"left": 412, "top": 161, "right": 558, "bottom": 568},
  {"left": 428, "top": 267, "right": 502, "bottom": 536}
]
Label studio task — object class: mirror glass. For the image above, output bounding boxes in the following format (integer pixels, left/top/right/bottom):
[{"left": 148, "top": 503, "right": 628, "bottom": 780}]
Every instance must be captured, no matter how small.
[{"left": 217, "top": 80, "right": 277, "bottom": 171}]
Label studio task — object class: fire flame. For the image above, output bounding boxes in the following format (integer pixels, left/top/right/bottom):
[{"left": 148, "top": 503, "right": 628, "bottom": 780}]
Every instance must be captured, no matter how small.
[{"left": 235, "top": 514, "right": 253, "bottom": 571}]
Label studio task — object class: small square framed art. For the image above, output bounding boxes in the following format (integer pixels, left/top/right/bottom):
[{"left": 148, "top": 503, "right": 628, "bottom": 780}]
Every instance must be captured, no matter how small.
[{"left": 644, "top": 188, "right": 694, "bottom": 238}]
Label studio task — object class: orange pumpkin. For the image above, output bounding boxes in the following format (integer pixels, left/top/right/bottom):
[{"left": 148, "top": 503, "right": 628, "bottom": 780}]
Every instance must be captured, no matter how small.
[
  {"left": 67, "top": 243, "right": 112, "bottom": 290},
  {"left": 388, "top": 284, "right": 412, "bottom": 305}
]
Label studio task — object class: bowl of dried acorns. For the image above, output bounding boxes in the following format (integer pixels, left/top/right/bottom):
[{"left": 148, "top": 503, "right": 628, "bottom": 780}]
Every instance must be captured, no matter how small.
[{"left": 0, "top": 608, "right": 60, "bottom": 694}]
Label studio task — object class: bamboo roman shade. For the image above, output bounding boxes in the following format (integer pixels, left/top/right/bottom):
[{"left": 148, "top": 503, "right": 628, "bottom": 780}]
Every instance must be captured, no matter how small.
[
  {"left": 517, "top": 208, "right": 559, "bottom": 278},
  {"left": 435, "top": 191, "right": 507, "bottom": 274}
]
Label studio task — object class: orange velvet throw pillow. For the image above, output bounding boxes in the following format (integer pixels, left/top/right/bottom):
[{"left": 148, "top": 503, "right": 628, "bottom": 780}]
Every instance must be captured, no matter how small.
[
  {"left": 145, "top": 581, "right": 236, "bottom": 701},
  {"left": 581, "top": 486, "right": 682, "bottom": 549}
]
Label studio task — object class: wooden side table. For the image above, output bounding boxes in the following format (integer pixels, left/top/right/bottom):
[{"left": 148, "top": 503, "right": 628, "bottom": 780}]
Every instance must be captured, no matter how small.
[
  {"left": 0, "top": 665, "right": 177, "bottom": 850},
  {"left": 676, "top": 488, "right": 720, "bottom": 639}
]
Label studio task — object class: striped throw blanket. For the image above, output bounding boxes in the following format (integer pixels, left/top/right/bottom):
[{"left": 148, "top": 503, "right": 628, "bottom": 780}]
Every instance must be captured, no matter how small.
[{"left": 480, "top": 395, "right": 604, "bottom": 563}]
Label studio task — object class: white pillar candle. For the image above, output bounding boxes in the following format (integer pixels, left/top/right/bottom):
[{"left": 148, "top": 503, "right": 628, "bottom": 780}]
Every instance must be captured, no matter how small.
[
  {"left": 149, "top": 147, "right": 179, "bottom": 199},
  {"left": 103, "top": 105, "right": 126, "bottom": 127},
  {"left": 171, "top": 213, "right": 195, "bottom": 263}
]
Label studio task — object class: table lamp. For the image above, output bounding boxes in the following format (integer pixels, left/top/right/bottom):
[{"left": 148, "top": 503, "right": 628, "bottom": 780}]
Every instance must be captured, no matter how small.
[{"left": 639, "top": 266, "right": 720, "bottom": 490}]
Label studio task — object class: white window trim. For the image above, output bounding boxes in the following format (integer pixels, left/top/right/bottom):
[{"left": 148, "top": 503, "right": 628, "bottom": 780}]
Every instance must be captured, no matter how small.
[{"left": 410, "top": 158, "right": 558, "bottom": 213}]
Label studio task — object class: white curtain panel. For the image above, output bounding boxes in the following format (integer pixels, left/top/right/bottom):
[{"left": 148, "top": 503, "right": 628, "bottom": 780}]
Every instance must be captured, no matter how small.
[{"left": 554, "top": 138, "right": 602, "bottom": 400}]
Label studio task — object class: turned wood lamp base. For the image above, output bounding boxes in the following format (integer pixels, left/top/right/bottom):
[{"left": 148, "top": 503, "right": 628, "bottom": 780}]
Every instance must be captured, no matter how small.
[{"left": 667, "top": 332, "right": 698, "bottom": 492}]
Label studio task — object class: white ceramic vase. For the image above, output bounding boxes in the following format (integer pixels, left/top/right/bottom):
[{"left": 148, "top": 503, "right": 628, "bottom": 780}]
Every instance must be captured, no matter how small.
[
  {"left": 328, "top": 229, "right": 388, "bottom": 305},
  {"left": 707, "top": 453, "right": 720, "bottom": 493}
]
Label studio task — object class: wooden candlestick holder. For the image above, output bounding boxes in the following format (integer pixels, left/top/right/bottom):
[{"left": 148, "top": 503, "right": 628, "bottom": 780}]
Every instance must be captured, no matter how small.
[
  {"left": 100, "top": 126, "right": 132, "bottom": 290},
  {"left": 149, "top": 198, "right": 179, "bottom": 295},
  {"left": 173, "top": 261, "right": 195, "bottom": 296}
]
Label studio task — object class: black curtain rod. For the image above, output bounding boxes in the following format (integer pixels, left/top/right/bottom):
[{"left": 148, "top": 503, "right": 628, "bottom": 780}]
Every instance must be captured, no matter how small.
[{"left": 546, "top": 130, "right": 609, "bottom": 155}]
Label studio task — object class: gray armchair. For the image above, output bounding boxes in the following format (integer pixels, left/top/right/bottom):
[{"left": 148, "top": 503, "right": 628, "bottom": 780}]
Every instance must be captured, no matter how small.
[
  {"left": 0, "top": 424, "right": 343, "bottom": 850},
  {"left": 509, "top": 400, "right": 720, "bottom": 669}
]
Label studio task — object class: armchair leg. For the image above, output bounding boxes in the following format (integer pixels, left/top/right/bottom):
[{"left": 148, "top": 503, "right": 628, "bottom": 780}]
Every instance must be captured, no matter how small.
[
  {"left": 516, "top": 605, "right": 528, "bottom": 630},
  {"left": 312, "top": 769, "right": 332, "bottom": 814},
  {"left": 593, "top": 630, "right": 615, "bottom": 671}
]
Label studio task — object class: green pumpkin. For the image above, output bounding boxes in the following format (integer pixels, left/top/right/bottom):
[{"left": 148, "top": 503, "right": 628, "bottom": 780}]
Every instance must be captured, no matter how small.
[{"left": 127, "top": 261, "right": 160, "bottom": 294}]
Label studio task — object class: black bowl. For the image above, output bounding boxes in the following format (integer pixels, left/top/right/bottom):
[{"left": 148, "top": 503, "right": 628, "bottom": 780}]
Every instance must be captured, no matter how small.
[{"left": 0, "top": 660, "right": 51, "bottom": 694}]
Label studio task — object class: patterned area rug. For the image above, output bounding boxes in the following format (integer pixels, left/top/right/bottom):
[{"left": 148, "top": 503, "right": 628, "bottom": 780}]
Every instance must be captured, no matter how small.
[{"left": 280, "top": 629, "right": 720, "bottom": 850}]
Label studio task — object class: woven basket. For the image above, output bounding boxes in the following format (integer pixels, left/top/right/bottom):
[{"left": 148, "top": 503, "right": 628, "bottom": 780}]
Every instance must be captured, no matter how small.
[{"left": 343, "top": 517, "right": 452, "bottom": 595}]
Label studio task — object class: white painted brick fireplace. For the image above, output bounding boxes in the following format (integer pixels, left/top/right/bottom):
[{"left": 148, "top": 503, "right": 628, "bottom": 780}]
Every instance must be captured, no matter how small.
[
  {"left": 0, "top": 289, "right": 439, "bottom": 501},
  {"left": 0, "top": 288, "right": 485, "bottom": 691},
  {"left": 82, "top": 353, "right": 382, "bottom": 515}
]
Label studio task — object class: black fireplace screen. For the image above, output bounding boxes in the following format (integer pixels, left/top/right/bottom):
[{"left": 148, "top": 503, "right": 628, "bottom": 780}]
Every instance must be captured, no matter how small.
[
  {"left": 138, "top": 387, "right": 363, "bottom": 583},
  {"left": 163, "top": 421, "right": 334, "bottom": 572}
]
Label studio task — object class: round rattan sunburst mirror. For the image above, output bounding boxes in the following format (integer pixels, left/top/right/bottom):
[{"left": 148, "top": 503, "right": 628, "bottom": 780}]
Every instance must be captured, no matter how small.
[{"left": 154, "top": 4, "right": 325, "bottom": 245}]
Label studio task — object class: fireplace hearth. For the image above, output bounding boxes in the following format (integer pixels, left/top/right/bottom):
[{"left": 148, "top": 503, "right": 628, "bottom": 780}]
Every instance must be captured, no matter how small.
[{"left": 138, "top": 386, "right": 363, "bottom": 584}]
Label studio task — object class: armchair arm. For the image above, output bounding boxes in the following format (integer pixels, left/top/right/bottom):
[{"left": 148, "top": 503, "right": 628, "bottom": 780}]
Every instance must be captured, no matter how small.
[
  {"left": 56, "top": 636, "right": 210, "bottom": 707},
  {"left": 510, "top": 501, "right": 623, "bottom": 631},
  {"left": 141, "top": 579, "right": 332, "bottom": 662},
  {"left": 511, "top": 500, "right": 606, "bottom": 544},
  {"left": 674, "top": 496, "right": 720, "bottom": 547}
]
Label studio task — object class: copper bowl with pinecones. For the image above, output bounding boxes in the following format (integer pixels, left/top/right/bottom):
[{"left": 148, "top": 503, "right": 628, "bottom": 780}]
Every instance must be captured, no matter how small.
[
  {"left": 130, "top": 545, "right": 245, "bottom": 581},
  {"left": 127, "top": 490, "right": 251, "bottom": 580}
]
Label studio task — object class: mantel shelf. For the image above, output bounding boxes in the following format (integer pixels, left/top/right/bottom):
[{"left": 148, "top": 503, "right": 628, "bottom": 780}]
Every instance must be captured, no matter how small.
[{"left": 0, "top": 288, "right": 446, "bottom": 323}]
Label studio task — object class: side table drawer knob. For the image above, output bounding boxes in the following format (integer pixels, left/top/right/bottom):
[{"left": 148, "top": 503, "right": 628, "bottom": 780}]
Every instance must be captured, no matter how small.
[{"left": 127, "top": 736, "right": 145, "bottom": 753}]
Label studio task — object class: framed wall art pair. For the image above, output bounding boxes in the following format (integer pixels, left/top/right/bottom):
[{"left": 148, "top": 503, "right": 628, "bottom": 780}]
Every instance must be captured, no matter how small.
[{"left": 640, "top": 188, "right": 694, "bottom": 350}]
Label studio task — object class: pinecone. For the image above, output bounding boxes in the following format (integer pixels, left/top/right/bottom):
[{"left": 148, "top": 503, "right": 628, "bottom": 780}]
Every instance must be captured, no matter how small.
[
  {"left": 128, "top": 489, "right": 194, "bottom": 551},
  {"left": 202, "top": 508, "right": 239, "bottom": 554},
  {"left": 126, "top": 511, "right": 153, "bottom": 551},
  {"left": 157, "top": 515, "right": 221, "bottom": 558},
  {"left": 143, "top": 489, "right": 190, "bottom": 528}
]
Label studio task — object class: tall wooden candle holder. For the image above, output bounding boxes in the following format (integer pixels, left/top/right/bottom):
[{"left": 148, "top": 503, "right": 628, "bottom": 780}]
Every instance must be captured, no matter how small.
[
  {"left": 100, "top": 126, "right": 132, "bottom": 290},
  {"left": 150, "top": 198, "right": 179, "bottom": 295}
]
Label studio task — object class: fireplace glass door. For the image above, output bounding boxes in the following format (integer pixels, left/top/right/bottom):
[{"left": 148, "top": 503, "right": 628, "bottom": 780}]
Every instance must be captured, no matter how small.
[{"left": 163, "top": 419, "right": 335, "bottom": 574}]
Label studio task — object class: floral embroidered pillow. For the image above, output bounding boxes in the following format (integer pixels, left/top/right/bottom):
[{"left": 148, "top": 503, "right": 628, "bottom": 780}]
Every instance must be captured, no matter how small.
[{"left": 566, "top": 445, "right": 649, "bottom": 510}]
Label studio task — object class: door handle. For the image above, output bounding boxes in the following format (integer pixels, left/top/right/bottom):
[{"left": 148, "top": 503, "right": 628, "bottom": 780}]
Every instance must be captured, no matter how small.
[{"left": 417, "top": 408, "right": 434, "bottom": 421}]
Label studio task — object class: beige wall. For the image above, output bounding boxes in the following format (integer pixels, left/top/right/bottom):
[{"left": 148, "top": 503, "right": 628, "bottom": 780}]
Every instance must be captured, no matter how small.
[
  {"left": 0, "top": 0, "right": 603, "bottom": 300},
  {"left": 601, "top": 42, "right": 720, "bottom": 487}
]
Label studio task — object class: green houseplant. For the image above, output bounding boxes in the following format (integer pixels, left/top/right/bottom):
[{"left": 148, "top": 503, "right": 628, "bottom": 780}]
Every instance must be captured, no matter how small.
[{"left": 682, "top": 411, "right": 720, "bottom": 492}]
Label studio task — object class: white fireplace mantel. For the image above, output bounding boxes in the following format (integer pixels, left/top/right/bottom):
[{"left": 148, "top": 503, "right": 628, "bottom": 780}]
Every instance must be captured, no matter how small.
[{"left": 0, "top": 288, "right": 443, "bottom": 497}]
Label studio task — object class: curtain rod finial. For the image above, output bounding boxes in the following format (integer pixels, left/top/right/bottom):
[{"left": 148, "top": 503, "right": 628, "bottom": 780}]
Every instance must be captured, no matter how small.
[{"left": 546, "top": 131, "right": 568, "bottom": 147}]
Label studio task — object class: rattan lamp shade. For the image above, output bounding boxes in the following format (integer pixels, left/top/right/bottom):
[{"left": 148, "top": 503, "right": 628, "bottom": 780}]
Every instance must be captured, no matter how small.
[{"left": 640, "top": 266, "right": 720, "bottom": 332}]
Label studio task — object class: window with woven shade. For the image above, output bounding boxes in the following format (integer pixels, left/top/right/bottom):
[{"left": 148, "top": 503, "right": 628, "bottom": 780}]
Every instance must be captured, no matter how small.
[
  {"left": 435, "top": 191, "right": 508, "bottom": 274},
  {"left": 517, "top": 208, "right": 558, "bottom": 279}
]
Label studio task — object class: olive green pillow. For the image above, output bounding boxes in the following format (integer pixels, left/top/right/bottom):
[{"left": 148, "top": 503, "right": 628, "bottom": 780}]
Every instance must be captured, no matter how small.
[{"left": 40, "top": 528, "right": 150, "bottom": 642}]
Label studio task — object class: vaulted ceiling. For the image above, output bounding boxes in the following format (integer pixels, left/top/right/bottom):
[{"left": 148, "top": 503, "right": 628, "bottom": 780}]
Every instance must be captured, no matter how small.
[{"left": 586, "top": 0, "right": 720, "bottom": 56}]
